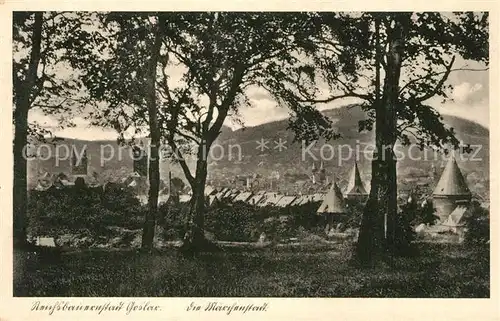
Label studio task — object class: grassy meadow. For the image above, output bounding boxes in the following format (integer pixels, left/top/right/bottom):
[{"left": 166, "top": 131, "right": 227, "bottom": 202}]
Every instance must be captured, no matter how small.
[{"left": 14, "top": 242, "right": 489, "bottom": 298}]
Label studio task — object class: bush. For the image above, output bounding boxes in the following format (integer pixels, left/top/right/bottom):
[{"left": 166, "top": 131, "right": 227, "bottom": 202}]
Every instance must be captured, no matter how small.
[
  {"left": 158, "top": 202, "right": 189, "bottom": 240},
  {"left": 399, "top": 199, "right": 439, "bottom": 227},
  {"left": 27, "top": 186, "right": 146, "bottom": 237},
  {"left": 344, "top": 200, "right": 364, "bottom": 229},
  {"left": 205, "top": 202, "right": 260, "bottom": 242},
  {"left": 465, "top": 202, "right": 489, "bottom": 246},
  {"left": 394, "top": 210, "right": 417, "bottom": 256},
  {"left": 288, "top": 203, "right": 323, "bottom": 230}
]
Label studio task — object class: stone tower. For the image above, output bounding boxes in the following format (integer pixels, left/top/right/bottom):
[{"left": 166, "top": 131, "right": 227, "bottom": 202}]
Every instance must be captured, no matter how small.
[{"left": 432, "top": 154, "right": 471, "bottom": 222}]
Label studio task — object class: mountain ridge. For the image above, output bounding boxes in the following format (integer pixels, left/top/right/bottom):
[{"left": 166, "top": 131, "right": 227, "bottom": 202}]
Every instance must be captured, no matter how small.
[{"left": 27, "top": 105, "right": 489, "bottom": 200}]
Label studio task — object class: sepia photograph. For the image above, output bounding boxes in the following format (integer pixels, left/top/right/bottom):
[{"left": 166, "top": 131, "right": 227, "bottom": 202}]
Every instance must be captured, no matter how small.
[{"left": 10, "top": 10, "right": 492, "bottom": 300}]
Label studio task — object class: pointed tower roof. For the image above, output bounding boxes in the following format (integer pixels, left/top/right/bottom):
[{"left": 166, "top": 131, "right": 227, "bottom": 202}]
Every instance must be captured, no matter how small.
[
  {"left": 433, "top": 155, "right": 471, "bottom": 197},
  {"left": 346, "top": 161, "right": 368, "bottom": 196},
  {"left": 317, "top": 177, "right": 347, "bottom": 214}
]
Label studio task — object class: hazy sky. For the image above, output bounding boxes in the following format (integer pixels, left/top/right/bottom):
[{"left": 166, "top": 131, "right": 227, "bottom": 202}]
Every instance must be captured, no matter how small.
[{"left": 28, "top": 49, "right": 489, "bottom": 141}]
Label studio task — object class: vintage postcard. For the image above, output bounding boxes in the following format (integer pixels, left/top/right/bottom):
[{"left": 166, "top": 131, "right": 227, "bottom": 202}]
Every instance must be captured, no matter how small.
[{"left": 1, "top": 1, "right": 499, "bottom": 321}]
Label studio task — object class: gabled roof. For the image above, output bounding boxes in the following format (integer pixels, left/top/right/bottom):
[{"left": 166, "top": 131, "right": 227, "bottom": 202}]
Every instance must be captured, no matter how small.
[
  {"left": 442, "top": 205, "right": 470, "bottom": 227},
  {"left": 310, "top": 193, "right": 325, "bottom": 203},
  {"left": 204, "top": 186, "right": 216, "bottom": 196},
  {"left": 317, "top": 177, "right": 347, "bottom": 214},
  {"left": 215, "top": 187, "right": 230, "bottom": 199},
  {"left": 217, "top": 188, "right": 238, "bottom": 201},
  {"left": 346, "top": 161, "right": 368, "bottom": 196},
  {"left": 207, "top": 194, "right": 218, "bottom": 205},
  {"left": 225, "top": 189, "right": 241, "bottom": 201},
  {"left": 433, "top": 155, "right": 471, "bottom": 197},
  {"left": 233, "top": 192, "right": 253, "bottom": 203},
  {"left": 288, "top": 196, "right": 301, "bottom": 206},
  {"left": 267, "top": 193, "right": 285, "bottom": 206},
  {"left": 247, "top": 191, "right": 267, "bottom": 206},
  {"left": 296, "top": 194, "right": 314, "bottom": 205},
  {"left": 289, "top": 195, "right": 305, "bottom": 206},
  {"left": 257, "top": 192, "right": 283, "bottom": 207}
]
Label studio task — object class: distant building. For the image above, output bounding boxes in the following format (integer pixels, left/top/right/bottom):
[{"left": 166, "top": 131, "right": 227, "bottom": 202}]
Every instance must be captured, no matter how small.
[
  {"left": 311, "top": 162, "right": 317, "bottom": 184},
  {"left": 441, "top": 205, "right": 471, "bottom": 234},
  {"left": 432, "top": 155, "right": 471, "bottom": 222},
  {"left": 71, "top": 148, "right": 89, "bottom": 176},
  {"left": 317, "top": 177, "right": 348, "bottom": 232},
  {"left": 317, "top": 177, "right": 347, "bottom": 215},
  {"left": 132, "top": 144, "right": 148, "bottom": 177},
  {"left": 276, "top": 195, "right": 297, "bottom": 207},
  {"left": 233, "top": 191, "right": 253, "bottom": 203},
  {"left": 318, "top": 161, "right": 327, "bottom": 184}
]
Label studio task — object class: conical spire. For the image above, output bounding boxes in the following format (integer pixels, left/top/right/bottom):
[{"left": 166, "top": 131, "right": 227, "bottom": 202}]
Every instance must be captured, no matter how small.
[
  {"left": 317, "top": 176, "right": 347, "bottom": 214},
  {"left": 347, "top": 161, "right": 367, "bottom": 196},
  {"left": 433, "top": 154, "right": 471, "bottom": 196}
]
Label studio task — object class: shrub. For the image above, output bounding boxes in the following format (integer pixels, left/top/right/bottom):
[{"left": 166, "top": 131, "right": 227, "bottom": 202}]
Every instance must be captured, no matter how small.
[
  {"left": 399, "top": 199, "right": 439, "bottom": 227},
  {"left": 464, "top": 201, "right": 489, "bottom": 246},
  {"left": 27, "top": 186, "right": 146, "bottom": 237},
  {"left": 289, "top": 203, "right": 322, "bottom": 230},
  {"left": 344, "top": 200, "right": 364, "bottom": 229},
  {"left": 158, "top": 202, "right": 189, "bottom": 240},
  {"left": 205, "top": 202, "right": 260, "bottom": 242},
  {"left": 394, "top": 210, "right": 417, "bottom": 257},
  {"left": 416, "top": 200, "right": 439, "bottom": 226}
]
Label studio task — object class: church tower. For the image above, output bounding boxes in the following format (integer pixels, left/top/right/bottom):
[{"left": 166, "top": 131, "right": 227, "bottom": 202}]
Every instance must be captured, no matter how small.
[{"left": 346, "top": 161, "right": 369, "bottom": 201}]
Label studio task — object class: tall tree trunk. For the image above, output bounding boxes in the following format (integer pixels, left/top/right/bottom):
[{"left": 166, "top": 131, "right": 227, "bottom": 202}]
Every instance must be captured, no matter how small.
[
  {"left": 382, "top": 17, "right": 404, "bottom": 252},
  {"left": 182, "top": 144, "right": 210, "bottom": 251},
  {"left": 13, "top": 12, "right": 43, "bottom": 249},
  {"left": 355, "top": 15, "right": 385, "bottom": 265},
  {"left": 356, "top": 14, "right": 406, "bottom": 264},
  {"left": 141, "top": 16, "right": 163, "bottom": 250},
  {"left": 13, "top": 105, "right": 29, "bottom": 249}
]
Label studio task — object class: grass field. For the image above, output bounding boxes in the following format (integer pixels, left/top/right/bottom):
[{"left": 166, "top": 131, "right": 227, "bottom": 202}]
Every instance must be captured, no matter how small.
[{"left": 13, "top": 242, "right": 489, "bottom": 298}]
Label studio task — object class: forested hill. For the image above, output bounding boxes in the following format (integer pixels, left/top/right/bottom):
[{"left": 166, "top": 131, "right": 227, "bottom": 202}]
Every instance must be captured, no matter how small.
[{"left": 28, "top": 105, "right": 489, "bottom": 199}]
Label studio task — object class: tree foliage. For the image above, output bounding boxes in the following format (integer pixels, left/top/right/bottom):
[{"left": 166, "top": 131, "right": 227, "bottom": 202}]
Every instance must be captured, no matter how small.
[
  {"left": 13, "top": 12, "right": 100, "bottom": 248},
  {"left": 13, "top": 12, "right": 98, "bottom": 140},
  {"left": 78, "top": 12, "right": 345, "bottom": 248},
  {"left": 272, "top": 12, "right": 489, "bottom": 150}
]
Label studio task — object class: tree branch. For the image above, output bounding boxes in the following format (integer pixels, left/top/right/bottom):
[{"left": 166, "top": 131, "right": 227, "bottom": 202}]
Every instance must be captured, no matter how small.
[
  {"left": 173, "top": 129, "right": 200, "bottom": 144},
  {"left": 407, "top": 56, "right": 456, "bottom": 103},
  {"left": 298, "top": 92, "right": 371, "bottom": 104},
  {"left": 207, "top": 64, "right": 246, "bottom": 141},
  {"left": 399, "top": 64, "right": 488, "bottom": 96},
  {"left": 166, "top": 137, "right": 195, "bottom": 185},
  {"left": 168, "top": 46, "right": 212, "bottom": 98}
]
